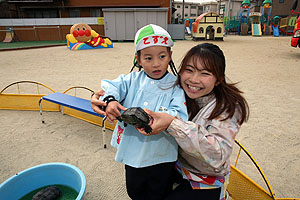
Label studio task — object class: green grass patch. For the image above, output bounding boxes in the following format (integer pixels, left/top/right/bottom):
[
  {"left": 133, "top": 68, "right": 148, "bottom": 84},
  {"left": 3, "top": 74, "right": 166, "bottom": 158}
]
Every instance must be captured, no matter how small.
[{"left": 0, "top": 40, "right": 66, "bottom": 49}]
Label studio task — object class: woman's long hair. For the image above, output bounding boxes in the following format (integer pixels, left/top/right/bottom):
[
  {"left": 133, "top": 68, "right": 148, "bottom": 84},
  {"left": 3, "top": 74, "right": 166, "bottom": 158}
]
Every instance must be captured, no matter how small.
[{"left": 177, "top": 43, "right": 249, "bottom": 125}]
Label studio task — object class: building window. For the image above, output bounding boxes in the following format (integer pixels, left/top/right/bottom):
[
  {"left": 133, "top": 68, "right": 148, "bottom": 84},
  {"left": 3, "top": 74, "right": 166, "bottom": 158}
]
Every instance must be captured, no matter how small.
[
  {"left": 26, "top": 9, "right": 58, "bottom": 18},
  {"left": 185, "top": 6, "right": 188, "bottom": 8},
  {"left": 191, "top": 6, "right": 196, "bottom": 9},
  {"left": 185, "top": 14, "right": 188, "bottom": 17},
  {"left": 35, "top": 10, "right": 43, "bottom": 18},
  {"left": 199, "top": 27, "right": 204, "bottom": 33},
  {"left": 217, "top": 27, "right": 222, "bottom": 33},
  {"left": 91, "top": 8, "right": 101, "bottom": 17},
  {"left": 70, "top": 9, "right": 80, "bottom": 17},
  {"left": 177, "top": 5, "right": 181, "bottom": 8},
  {"left": 191, "top": 13, "right": 196, "bottom": 17},
  {"left": 49, "top": 10, "right": 57, "bottom": 18}
]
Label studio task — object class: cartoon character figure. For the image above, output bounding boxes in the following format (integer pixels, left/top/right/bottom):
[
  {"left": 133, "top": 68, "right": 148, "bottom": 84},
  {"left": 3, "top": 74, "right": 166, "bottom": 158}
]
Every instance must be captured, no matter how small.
[
  {"left": 66, "top": 23, "right": 112, "bottom": 49},
  {"left": 117, "top": 125, "right": 124, "bottom": 144},
  {"left": 69, "top": 23, "right": 92, "bottom": 43}
]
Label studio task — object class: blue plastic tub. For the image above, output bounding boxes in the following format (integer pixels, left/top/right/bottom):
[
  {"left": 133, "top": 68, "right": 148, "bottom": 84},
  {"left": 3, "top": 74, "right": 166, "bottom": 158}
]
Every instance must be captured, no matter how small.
[{"left": 0, "top": 162, "right": 86, "bottom": 200}]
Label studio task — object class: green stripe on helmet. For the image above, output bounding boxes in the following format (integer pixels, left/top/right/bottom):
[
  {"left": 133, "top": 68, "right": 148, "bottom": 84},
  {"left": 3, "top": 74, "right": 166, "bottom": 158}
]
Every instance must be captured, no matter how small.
[{"left": 136, "top": 25, "right": 155, "bottom": 45}]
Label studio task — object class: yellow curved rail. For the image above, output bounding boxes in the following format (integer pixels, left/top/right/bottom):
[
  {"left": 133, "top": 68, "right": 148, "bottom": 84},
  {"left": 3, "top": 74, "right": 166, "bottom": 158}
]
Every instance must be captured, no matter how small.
[
  {"left": 228, "top": 140, "right": 300, "bottom": 200},
  {"left": 63, "top": 86, "right": 94, "bottom": 96},
  {"left": 0, "top": 81, "right": 57, "bottom": 111},
  {"left": 234, "top": 139, "right": 276, "bottom": 199},
  {"left": 0, "top": 80, "right": 56, "bottom": 94}
]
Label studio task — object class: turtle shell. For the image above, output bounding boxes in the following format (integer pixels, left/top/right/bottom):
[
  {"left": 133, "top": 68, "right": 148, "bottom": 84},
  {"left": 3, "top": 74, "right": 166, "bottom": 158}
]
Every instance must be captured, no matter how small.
[
  {"left": 32, "top": 186, "right": 61, "bottom": 200},
  {"left": 121, "top": 107, "right": 152, "bottom": 133}
]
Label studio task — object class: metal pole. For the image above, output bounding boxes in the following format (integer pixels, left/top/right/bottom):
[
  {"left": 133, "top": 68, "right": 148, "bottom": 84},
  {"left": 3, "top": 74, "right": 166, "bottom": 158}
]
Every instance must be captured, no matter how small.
[
  {"left": 34, "top": 26, "right": 37, "bottom": 41},
  {"left": 182, "top": 0, "right": 185, "bottom": 24},
  {"left": 227, "top": 0, "right": 231, "bottom": 17},
  {"left": 58, "top": 26, "right": 61, "bottom": 40},
  {"left": 219, "top": 0, "right": 222, "bottom": 15}
]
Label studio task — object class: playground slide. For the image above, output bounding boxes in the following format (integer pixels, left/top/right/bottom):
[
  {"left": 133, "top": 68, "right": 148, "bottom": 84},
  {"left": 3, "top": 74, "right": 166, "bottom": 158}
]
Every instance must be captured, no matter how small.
[
  {"left": 186, "top": 27, "right": 191, "bottom": 35},
  {"left": 272, "top": 25, "right": 279, "bottom": 37},
  {"left": 2, "top": 30, "right": 14, "bottom": 43},
  {"left": 252, "top": 24, "right": 262, "bottom": 36}
]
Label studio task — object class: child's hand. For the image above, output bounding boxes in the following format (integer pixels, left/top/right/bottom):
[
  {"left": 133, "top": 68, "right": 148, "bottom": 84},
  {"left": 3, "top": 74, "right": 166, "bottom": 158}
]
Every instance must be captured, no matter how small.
[
  {"left": 105, "top": 101, "right": 126, "bottom": 123},
  {"left": 91, "top": 90, "right": 106, "bottom": 115}
]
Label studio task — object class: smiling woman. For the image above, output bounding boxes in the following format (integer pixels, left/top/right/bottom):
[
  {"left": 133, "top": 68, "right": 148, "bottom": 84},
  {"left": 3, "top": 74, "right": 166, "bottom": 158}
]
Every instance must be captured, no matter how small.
[
  {"left": 176, "top": 43, "right": 249, "bottom": 122},
  {"left": 136, "top": 43, "right": 250, "bottom": 200},
  {"left": 179, "top": 61, "right": 217, "bottom": 100}
]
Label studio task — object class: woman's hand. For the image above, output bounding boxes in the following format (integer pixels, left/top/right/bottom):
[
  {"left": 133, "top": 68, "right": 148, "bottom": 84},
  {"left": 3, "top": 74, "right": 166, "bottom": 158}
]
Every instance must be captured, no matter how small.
[
  {"left": 137, "top": 109, "right": 175, "bottom": 136},
  {"left": 90, "top": 90, "right": 106, "bottom": 116}
]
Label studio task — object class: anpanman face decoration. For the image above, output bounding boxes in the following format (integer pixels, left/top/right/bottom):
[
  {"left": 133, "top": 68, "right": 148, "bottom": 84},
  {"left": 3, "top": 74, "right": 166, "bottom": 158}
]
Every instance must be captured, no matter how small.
[{"left": 70, "top": 23, "right": 92, "bottom": 43}]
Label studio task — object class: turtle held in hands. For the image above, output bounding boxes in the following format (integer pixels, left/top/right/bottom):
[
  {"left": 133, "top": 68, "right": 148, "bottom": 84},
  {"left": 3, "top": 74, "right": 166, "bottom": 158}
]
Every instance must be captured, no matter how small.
[{"left": 120, "top": 107, "right": 152, "bottom": 134}]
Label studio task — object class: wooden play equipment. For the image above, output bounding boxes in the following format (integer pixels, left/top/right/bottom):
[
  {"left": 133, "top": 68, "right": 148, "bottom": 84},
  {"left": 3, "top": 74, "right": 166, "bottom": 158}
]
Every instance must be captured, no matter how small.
[
  {"left": 228, "top": 140, "right": 299, "bottom": 200},
  {"left": 2, "top": 27, "right": 16, "bottom": 43},
  {"left": 260, "top": 0, "right": 273, "bottom": 35},
  {"left": 239, "top": 0, "right": 251, "bottom": 35},
  {"left": 271, "top": 16, "right": 281, "bottom": 37},
  {"left": 249, "top": 12, "right": 262, "bottom": 36},
  {"left": 191, "top": 12, "right": 224, "bottom": 41}
]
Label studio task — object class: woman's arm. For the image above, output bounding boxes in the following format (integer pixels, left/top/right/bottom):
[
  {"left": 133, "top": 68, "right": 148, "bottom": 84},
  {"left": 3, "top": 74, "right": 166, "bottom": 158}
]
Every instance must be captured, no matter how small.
[
  {"left": 137, "top": 109, "right": 175, "bottom": 135},
  {"left": 167, "top": 112, "right": 240, "bottom": 169}
]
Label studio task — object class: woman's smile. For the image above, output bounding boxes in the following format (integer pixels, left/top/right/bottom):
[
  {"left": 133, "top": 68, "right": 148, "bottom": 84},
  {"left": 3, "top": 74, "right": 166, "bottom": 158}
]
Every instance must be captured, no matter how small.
[{"left": 187, "top": 84, "right": 202, "bottom": 92}]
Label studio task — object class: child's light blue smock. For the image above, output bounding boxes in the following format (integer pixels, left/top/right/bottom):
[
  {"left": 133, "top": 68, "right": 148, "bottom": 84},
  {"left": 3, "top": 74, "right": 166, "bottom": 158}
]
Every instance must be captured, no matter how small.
[{"left": 101, "top": 71, "right": 188, "bottom": 168}]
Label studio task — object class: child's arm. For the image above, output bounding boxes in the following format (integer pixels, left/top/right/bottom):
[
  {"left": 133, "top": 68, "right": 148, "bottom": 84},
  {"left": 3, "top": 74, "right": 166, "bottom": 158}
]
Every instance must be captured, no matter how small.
[
  {"left": 166, "top": 86, "right": 188, "bottom": 121},
  {"left": 101, "top": 73, "right": 133, "bottom": 102}
]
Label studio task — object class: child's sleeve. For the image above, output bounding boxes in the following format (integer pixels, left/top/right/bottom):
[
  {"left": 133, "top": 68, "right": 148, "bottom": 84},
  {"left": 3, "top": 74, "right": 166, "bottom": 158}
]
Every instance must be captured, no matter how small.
[
  {"left": 100, "top": 73, "right": 133, "bottom": 102},
  {"left": 166, "top": 86, "right": 188, "bottom": 121}
]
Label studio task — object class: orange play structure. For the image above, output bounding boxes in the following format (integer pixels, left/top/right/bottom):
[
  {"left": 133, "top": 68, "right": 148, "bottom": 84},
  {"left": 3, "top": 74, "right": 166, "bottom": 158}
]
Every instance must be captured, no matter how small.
[{"left": 2, "top": 28, "right": 15, "bottom": 43}]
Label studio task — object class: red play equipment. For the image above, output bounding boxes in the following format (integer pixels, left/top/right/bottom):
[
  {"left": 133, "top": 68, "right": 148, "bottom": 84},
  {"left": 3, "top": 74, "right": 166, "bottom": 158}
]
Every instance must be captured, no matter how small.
[{"left": 291, "top": 0, "right": 300, "bottom": 47}]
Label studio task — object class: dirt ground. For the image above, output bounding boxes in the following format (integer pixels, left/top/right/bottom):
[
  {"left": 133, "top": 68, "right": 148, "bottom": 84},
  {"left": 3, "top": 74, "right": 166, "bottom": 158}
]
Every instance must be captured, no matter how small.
[{"left": 0, "top": 35, "right": 299, "bottom": 199}]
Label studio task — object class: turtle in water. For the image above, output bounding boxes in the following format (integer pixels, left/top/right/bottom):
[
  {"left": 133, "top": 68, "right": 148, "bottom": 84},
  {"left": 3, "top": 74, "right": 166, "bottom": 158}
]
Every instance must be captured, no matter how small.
[{"left": 32, "top": 186, "right": 61, "bottom": 200}]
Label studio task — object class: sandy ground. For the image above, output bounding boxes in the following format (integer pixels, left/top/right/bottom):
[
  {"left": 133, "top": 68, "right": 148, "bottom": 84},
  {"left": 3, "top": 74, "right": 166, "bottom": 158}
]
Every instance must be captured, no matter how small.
[{"left": 0, "top": 35, "right": 300, "bottom": 199}]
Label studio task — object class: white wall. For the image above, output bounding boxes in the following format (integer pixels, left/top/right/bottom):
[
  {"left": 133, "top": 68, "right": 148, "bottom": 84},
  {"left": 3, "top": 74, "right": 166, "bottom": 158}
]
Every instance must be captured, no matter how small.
[{"left": 0, "top": 17, "right": 99, "bottom": 26}]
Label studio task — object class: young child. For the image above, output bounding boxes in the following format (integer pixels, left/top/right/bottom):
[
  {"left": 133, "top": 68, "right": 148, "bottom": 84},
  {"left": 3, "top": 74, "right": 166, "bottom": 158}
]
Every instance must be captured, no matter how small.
[
  {"left": 141, "top": 43, "right": 249, "bottom": 200},
  {"left": 99, "top": 24, "right": 188, "bottom": 200}
]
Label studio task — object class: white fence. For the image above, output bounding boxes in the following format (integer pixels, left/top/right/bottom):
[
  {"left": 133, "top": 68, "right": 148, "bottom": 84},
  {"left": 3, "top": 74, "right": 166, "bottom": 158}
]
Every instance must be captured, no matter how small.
[{"left": 0, "top": 17, "right": 99, "bottom": 26}]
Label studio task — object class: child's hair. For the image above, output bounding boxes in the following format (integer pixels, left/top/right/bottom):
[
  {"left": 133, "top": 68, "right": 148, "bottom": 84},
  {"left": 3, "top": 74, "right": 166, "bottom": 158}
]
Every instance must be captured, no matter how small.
[
  {"left": 177, "top": 43, "right": 249, "bottom": 124},
  {"left": 130, "top": 24, "right": 178, "bottom": 75}
]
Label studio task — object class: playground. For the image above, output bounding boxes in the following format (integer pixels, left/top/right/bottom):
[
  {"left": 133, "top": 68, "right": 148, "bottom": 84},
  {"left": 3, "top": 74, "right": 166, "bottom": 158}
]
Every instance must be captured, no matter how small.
[{"left": 0, "top": 35, "right": 299, "bottom": 199}]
